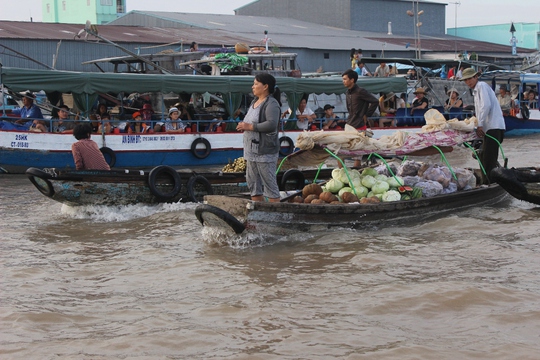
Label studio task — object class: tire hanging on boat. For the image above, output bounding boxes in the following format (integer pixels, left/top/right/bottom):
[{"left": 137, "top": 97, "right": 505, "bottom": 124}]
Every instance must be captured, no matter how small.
[
  {"left": 99, "top": 147, "right": 116, "bottom": 167},
  {"left": 279, "top": 169, "right": 305, "bottom": 191},
  {"left": 147, "top": 165, "right": 182, "bottom": 201},
  {"left": 195, "top": 204, "right": 246, "bottom": 234},
  {"left": 190, "top": 138, "right": 211, "bottom": 159},
  {"left": 25, "top": 167, "right": 55, "bottom": 197},
  {"left": 186, "top": 175, "right": 214, "bottom": 203},
  {"left": 279, "top": 136, "right": 294, "bottom": 157}
]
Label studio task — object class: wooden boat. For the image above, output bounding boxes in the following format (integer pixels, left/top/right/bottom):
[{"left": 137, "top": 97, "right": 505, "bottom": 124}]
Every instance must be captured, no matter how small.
[
  {"left": 25, "top": 165, "right": 332, "bottom": 206},
  {"left": 195, "top": 184, "right": 508, "bottom": 236},
  {"left": 490, "top": 167, "right": 540, "bottom": 205},
  {"left": 1, "top": 66, "right": 407, "bottom": 174}
]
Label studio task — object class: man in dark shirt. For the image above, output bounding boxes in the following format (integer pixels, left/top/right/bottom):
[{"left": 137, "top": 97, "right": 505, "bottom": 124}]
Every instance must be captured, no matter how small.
[
  {"left": 341, "top": 69, "right": 379, "bottom": 167},
  {"left": 342, "top": 69, "right": 378, "bottom": 130}
]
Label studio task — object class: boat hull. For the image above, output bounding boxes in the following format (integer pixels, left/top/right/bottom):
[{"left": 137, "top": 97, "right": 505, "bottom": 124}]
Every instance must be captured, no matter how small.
[
  {"left": 490, "top": 167, "right": 540, "bottom": 205},
  {"left": 197, "top": 184, "right": 508, "bottom": 235}
]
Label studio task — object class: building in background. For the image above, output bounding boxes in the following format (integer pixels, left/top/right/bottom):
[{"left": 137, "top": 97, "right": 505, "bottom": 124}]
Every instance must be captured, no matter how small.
[
  {"left": 448, "top": 23, "right": 540, "bottom": 51},
  {"left": 42, "top": 0, "right": 126, "bottom": 24},
  {"left": 235, "top": 0, "right": 447, "bottom": 37}
]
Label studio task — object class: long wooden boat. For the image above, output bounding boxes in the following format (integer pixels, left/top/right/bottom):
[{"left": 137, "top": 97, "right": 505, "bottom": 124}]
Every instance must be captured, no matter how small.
[
  {"left": 195, "top": 184, "right": 508, "bottom": 236},
  {"left": 25, "top": 165, "right": 332, "bottom": 206},
  {"left": 1, "top": 66, "right": 408, "bottom": 174},
  {"left": 490, "top": 167, "right": 540, "bottom": 205}
]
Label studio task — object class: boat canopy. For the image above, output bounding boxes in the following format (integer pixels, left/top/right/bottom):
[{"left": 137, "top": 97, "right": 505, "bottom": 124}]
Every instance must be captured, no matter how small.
[
  {"left": 358, "top": 57, "right": 505, "bottom": 71},
  {"left": 1, "top": 66, "right": 406, "bottom": 117}
]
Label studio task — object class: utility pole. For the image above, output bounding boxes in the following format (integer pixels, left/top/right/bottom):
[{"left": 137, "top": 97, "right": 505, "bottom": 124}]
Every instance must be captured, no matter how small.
[{"left": 449, "top": 2, "right": 460, "bottom": 59}]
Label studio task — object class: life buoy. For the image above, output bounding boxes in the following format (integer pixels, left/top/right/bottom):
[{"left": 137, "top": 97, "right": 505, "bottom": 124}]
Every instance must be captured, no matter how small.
[
  {"left": 186, "top": 175, "right": 214, "bottom": 203},
  {"left": 147, "top": 165, "right": 182, "bottom": 201},
  {"left": 278, "top": 136, "right": 294, "bottom": 157},
  {"left": 279, "top": 169, "right": 305, "bottom": 191},
  {"left": 25, "top": 167, "right": 55, "bottom": 197},
  {"left": 520, "top": 104, "right": 530, "bottom": 120},
  {"left": 195, "top": 204, "right": 246, "bottom": 234},
  {"left": 190, "top": 138, "right": 211, "bottom": 159},
  {"left": 99, "top": 147, "right": 116, "bottom": 167}
]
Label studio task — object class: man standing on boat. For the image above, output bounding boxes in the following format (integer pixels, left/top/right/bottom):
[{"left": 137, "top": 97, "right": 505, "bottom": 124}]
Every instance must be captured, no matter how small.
[
  {"left": 461, "top": 68, "right": 505, "bottom": 184},
  {"left": 342, "top": 68, "right": 379, "bottom": 167}
]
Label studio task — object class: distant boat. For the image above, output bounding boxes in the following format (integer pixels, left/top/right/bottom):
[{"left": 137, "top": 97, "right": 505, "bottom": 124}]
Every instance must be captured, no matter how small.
[{"left": 1, "top": 66, "right": 409, "bottom": 174}]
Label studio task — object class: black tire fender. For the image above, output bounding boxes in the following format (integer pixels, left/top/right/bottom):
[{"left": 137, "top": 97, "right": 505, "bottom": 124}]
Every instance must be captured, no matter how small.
[
  {"left": 99, "top": 147, "right": 116, "bottom": 167},
  {"left": 25, "top": 167, "right": 55, "bottom": 197},
  {"left": 186, "top": 175, "right": 214, "bottom": 203},
  {"left": 147, "top": 165, "right": 182, "bottom": 201},
  {"left": 279, "top": 136, "right": 294, "bottom": 157},
  {"left": 520, "top": 104, "right": 530, "bottom": 120},
  {"left": 190, "top": 138, "right": 211, "bottom": 159},
  {"left": 195, "top": 204, "right": 246, "bottom": 234},
  {"left": 279, "top": 169, "right": 305, "bottom": 191}
]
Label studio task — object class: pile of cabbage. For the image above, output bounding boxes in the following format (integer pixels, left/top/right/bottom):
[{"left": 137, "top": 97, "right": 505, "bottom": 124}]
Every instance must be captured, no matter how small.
[{"left": 322, "top": 160, "right": 476, "bottom": 202}]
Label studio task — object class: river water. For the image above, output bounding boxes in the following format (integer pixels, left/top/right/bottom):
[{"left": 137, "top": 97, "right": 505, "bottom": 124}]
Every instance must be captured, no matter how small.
[{"left": 1, "top": 133, "right": 540, "bottom": 359}]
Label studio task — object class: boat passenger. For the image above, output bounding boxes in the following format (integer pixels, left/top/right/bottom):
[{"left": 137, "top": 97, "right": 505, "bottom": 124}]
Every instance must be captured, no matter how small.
[
  {"left": 321, "top": 104, "right": 344, "bottom": 130},
  {"left": 374, "top": 62, "right": 390, "bottom": 77},
  {"left": 51, "top": 105, "right": 76, "bottom": 133},
  {"left": 71, "top": 123, "right": 111, "bottom": 171},
  {"left": 126, "top": 112, "right": 150, "bottom": 134},
  {"left": 283, "top": 97, "right": 316, "bottom": 130},
  {"left": 162, "top": 107, "right": 186, "bottom": 133},
  {"left": 444, "top": 88, "right": 463, "bottom": 111},
  {"left": 410, "top": 87, "right": 429, "bottom": 115},
  {"left": 526, "top": 90, "right": 538, "bottom": 109},
  {"left": 97, "top": 113, "right": 112, "bottom": 134},
  {"left": 378, "top": 92, "right": 398, "bottom": 127},
  {"left": 342, "top": 68, "right": 379, "bottom": 167},
  {"left": 236, "top": 73, "right": 281, "bottom": 203},
  {"left": 355, "top": 61, "right": 371, "bottom": 77},
  {"left": 13, "top": 91, "right": 44, "bottom": 128},
  {"left": 141, "top": 103, "right": 154, "bottom": 122},
  {"left": 460, "top": 67, "right": 505, "bottom": 185},
  {"left": 95, "top": 103, "right": 109, "bottom": 120},
  {"left": 497, "top": 85, "right": 514, "bottom": 115}
]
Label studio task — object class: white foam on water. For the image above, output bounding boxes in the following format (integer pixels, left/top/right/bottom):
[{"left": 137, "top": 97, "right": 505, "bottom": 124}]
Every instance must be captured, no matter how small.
[{"left": 60, "top": 201, "right": 197, "bottom": 222}]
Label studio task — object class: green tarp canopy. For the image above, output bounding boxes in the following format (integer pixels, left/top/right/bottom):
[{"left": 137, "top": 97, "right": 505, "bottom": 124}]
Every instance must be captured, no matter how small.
[{"left": 1, "top": 66, "right": 407, "bottom": 117}]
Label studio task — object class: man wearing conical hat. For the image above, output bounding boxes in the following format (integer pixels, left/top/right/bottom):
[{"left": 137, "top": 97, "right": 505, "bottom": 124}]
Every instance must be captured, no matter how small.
[{"left": 461, "top": 68, "right": 506, "bottom": 184}]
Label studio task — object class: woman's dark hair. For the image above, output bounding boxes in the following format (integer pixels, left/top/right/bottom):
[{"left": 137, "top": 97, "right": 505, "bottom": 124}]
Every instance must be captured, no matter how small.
[
  {"left": 273, "top": 86, "right": 282, "bottom": 106},
  {"left": 350, "top": 48, "right": 356, "bottom": 59},
  {"left": 254, "top": 73, "right": 276, "bottom": 94},
  {"left": 73, "top": 122, "right": 93, "bottom": 140}
]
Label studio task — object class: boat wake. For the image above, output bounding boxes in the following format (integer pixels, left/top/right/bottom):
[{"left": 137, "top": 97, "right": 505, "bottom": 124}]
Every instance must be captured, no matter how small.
[{"left": 60, "top": 201, "right": 197, "bottom": 222}]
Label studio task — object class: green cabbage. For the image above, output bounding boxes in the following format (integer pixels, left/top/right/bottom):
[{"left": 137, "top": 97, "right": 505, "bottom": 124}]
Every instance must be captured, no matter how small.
[
  {"left": 361, "top": 167, "right": 378, "bottom": 177},
  {"left": 375, "top": 174, "right": 388, "bottom": 182},
  {"left": 351, "top": 185, "right": 369, "bottom": 198},
  {"left": 386, "top": 176, "right": 404, "bottom": 188},
  {"left": 361, "top": 175, "right": 376, "bottom": 189},
  {"left": 382, "top": 190, "right": 401, "bottom": 202},
  {"left": 372, "top": 180, "right": 390, "bottom": 194},
  {"left": 326, "top": 179, "right": 344, "bottom": 193}
]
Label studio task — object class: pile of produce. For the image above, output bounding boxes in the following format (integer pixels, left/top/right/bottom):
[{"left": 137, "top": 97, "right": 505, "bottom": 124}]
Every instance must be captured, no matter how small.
[
  {"left": 290, "top": 160, "right": 476, "bottom": 205},
  {"left": 222, "top": 157, "right": 247, "bottom": 173}
]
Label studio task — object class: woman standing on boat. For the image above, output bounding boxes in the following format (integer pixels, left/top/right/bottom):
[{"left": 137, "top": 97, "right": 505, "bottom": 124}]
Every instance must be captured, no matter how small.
[{"left": 236, "top": 73, "right": 281, "bottom": 202}]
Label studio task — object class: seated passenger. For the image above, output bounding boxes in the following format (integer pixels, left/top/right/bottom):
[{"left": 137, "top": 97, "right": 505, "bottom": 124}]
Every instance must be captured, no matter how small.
[
  {"left": 374, "top": 62, "right": 390, "bottom": 77},
  {"left": 378, "top": 92, "right": 398, "bottom": 127},
  {"left": 13, "top": 92, "right": 44, "bottom": 128},
  {"left": 283, "top": 98, "right": 316, "bottom": 130},
  {"left": 51, "top": 105, "right": 76, "bottom": 133},
  {"left": 163, "top": 107, "right": 186, "bottom": 133},
  {"left": 126, "top": 112, "right": 150, "bottom": 134},
  {"left": 444, "top": 88, "right": 463, "bottom": 111},
  {"left": 71, "top": 123, "right": 111, "bottom": 170},
  {"left": 410, "top": 87, "right": 429, "bottom": 115},
  {"left": 321, "top": 104, "right": 345, "bottom": 130},
  {"left": 141, "top": 103, "right": 154, "bottom": 122},
  {"left": 29, "top": 119, "right": 48, "bottom": 132},
  {"left": 526, "top": 90, "right": 537, "bottom": 109},
  {"left": 497, "top": 85, "right": 514, "bottom": 114},
  {"left": 97, "top": 113, "right": 112, "bottom": 134},
  {"left": 95, "top": 103, "right": 109, "bottom": 120}
]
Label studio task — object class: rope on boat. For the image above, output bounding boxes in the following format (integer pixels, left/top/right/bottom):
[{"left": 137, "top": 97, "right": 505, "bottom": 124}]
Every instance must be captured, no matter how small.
[
  {"left": 462, "top": 142, "right": 487, "bottom": 175},
  {"left": 432, "top": 145, "right": 457, "bottom": 181},
  {"left": 366, "top": 153, "right": 404, "bottom": 187},
  {"left": 323, "top": 148, "right": 359, "bottom": 198},
  {"left": 485, "top": 133, "right": 508, "bottom": 167}
]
